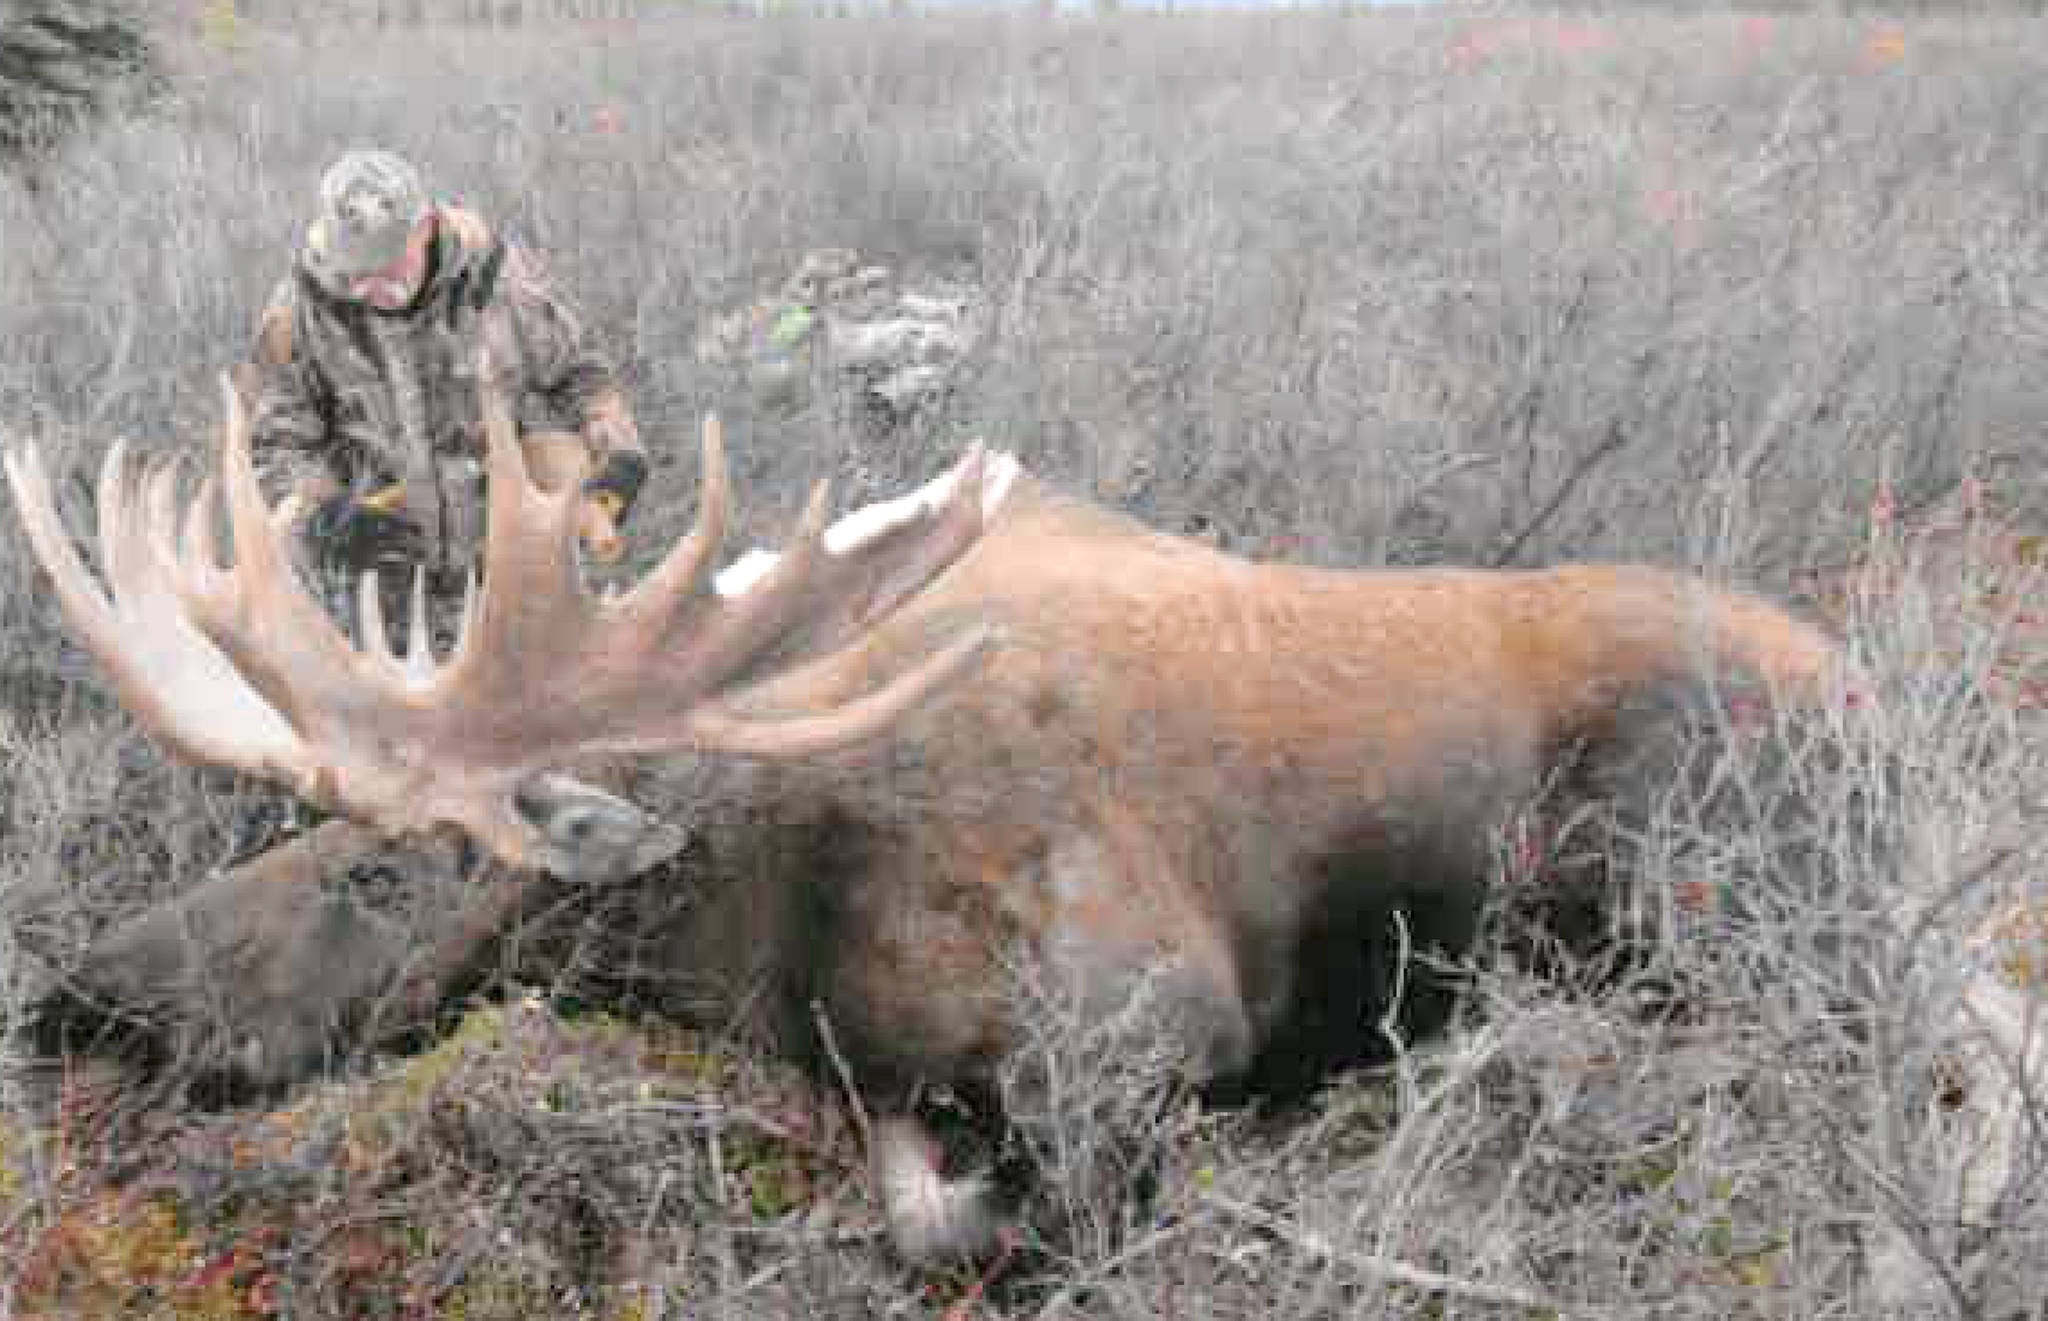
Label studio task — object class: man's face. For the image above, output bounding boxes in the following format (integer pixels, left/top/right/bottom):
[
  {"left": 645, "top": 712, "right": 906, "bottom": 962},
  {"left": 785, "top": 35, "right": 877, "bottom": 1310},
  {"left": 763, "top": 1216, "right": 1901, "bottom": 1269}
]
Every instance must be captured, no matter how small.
[{"left": 348, "top": 215, "right": 433, "bottom": 310}]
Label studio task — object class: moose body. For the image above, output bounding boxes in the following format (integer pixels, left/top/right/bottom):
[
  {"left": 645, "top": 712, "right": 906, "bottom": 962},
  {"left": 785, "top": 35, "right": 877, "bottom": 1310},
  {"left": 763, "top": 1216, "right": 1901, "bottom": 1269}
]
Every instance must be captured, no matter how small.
[
  {"left": 8, "top": 385, "right": 1851, "bottom": 1256},
  {"left": 641, "top": 474, "right": 1840, "bottom": 1107}
]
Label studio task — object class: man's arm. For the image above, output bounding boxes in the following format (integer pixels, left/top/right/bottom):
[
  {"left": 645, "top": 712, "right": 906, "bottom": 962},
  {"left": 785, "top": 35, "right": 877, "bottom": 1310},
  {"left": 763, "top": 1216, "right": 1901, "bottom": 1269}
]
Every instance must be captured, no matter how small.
[
  {"left": 496, "top": 245, "right": 649, "bottom": 521},
  {"left": 242, "top": 279, "right": 342, "bottom": 515}
]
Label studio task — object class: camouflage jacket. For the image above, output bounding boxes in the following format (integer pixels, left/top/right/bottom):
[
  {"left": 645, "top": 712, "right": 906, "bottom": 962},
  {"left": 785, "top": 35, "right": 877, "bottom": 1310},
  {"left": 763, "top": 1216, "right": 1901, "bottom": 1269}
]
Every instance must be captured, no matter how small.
[{"left": 245, "top": 205, "right": 641, "bottom": 565}]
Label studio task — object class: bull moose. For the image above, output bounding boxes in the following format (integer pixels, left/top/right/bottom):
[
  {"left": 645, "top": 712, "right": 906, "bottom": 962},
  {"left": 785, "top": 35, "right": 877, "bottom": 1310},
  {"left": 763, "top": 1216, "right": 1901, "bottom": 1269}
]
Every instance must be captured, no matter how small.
[{"left": 11, "top": 371, "right": 1990, "bottom": 1264}]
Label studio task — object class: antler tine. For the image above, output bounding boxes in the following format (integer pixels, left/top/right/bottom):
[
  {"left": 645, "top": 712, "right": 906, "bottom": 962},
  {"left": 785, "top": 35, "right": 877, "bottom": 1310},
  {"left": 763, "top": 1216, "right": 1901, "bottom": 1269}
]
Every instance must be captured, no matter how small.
[
  {"left": 447, "top": 564, "right": 482, "bottom": 670},
  {"left": 403, "top": 566, "right": 436, "bottom": 681},
  {"left": 137, "top": 455, "right": 190, "bottom": 597},
  {"left": 216, "top": 373, "right": 295, "bottom": 596},
  {"left": 177, "top": 472, "right": 225, "bottom": 598},
  {"left": 476, "top": 352, "right": 539, "bottom": 542},
  {"left": 142, "top": 457, "right": 251, "bottom": 670},
  {"left": 483, "top": 358, "right": 585, "bottom": 585},
  {"left": 357, "top": 570, "right": 397, "bottom": 670},
  {"left": 93, "top": 437, "right": 142, "bottom": 591},
  {"left": 653, "top": 475, "right": 836, "bottom": 694},
  {"left": 681, "top": 624, "right": 996, "bottom": 760},
  {"left": 450, "top": 361, "right": 590, "bottom": 677},
  {"left": 646, "top": 445, "right": 1006, "bottom": 759},
  {"left": 353, "top": 565, "right": 444, "bottom": 682},
  {"left": 171, "top": 375, "right": 367, "bottom": 726},
  {"left": 7, "top": 439, "right": 120, "bottom": 658},
  {"left": 614, "top": 414, "right": 731, "bottom": 629},
  {"left": 102, "top": 449, "right": 186, "bottom": 641},
  {"left": 3, "top": 434, "right": 310, "bottom": 777}
]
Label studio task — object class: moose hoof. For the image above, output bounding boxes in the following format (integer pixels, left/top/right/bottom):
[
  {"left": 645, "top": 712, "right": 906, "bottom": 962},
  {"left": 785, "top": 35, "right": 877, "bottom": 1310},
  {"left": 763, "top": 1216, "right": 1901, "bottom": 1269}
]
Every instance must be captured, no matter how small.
[{"left": 873, "top": 1115, "right": 1010, "bottom": 1263}]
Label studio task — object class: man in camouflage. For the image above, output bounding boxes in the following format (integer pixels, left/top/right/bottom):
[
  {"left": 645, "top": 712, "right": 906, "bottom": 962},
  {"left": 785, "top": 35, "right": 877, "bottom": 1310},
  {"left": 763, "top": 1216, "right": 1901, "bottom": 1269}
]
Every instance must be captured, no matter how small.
[{"left": 244, "top": 149, "right": 647, "bottom": 621}]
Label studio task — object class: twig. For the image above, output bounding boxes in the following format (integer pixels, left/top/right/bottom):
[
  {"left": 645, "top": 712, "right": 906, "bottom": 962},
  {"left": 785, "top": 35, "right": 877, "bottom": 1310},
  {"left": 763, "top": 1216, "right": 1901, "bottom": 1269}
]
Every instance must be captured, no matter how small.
[
  {"left": 1492, "top": 419, "right": 1632, "bottom": 568},
  {"left": 374, "top": 862, "right": 549, "bottom": 1041},
  {"left": 944, "top": 1225, "right": 1020, "bottom": 1321},
  {"left": 720, "top": 1220, "right": 889, "bottom": 1247},
  {"left": 1200, "top": 1192, "right": 1570, "bottom": 1317},
  {"left": 707, "top": 1105, "right": 731, "bottom": 1211},
  {"left": 737, "top": 1255, "right": 795, "bottom": 1295},
  {"left": 810, "top": 1000, "right": 874, "bottom": 1157},
  {"left": 1031, "top": 1217, "right": 1194, "bottom": 1320},
  {"left": 1376, "top": 907, "right": 1413, "bottom": 1058}
]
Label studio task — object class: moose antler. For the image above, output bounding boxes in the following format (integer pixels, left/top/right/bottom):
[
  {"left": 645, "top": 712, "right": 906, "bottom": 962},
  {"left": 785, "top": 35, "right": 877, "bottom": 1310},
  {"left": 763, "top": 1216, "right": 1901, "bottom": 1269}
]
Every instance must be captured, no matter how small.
[{"left": 5, "top": 375, "right": 1007, "bottom": 877}]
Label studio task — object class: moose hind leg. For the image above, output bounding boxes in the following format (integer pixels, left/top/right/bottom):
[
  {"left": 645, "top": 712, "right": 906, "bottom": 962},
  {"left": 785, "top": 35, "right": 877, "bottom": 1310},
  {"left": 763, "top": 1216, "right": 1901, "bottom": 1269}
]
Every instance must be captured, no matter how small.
[{"left": 1228, "top": 824, "right": 1491, "bottom": 1105}]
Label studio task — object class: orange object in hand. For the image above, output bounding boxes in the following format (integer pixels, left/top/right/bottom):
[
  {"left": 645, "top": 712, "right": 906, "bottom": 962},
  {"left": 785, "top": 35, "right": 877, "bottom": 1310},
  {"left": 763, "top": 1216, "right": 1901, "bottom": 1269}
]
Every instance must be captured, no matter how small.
[
  {"left": 579, "top": 491, "right": 626, "bottom": 564},
  {"left": 359, "top": 483, "right": 406, "bottom": 514},
  {"left": 522, "top": 433, "right": 626, "bottom": 564}
]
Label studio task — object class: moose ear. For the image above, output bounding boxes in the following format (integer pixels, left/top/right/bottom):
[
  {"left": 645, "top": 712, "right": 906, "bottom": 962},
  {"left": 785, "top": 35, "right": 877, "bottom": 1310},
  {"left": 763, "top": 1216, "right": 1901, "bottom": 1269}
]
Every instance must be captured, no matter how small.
[{"left": 511, "top": 772, "right": 667, "bottom": 885}]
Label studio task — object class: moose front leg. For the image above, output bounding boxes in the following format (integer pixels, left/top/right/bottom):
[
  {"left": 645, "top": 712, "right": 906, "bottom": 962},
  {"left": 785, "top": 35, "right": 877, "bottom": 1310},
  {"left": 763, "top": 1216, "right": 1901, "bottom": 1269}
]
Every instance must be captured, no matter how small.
[
  {"left": 855, "top": 831, "right": 1256, "bottom": 1263},
  {"left": 865, "top": 944, "right": 1252, "bottom": 1265},
  {"left": 19, "top": 819, "right": 535, "bottom": 1101}
]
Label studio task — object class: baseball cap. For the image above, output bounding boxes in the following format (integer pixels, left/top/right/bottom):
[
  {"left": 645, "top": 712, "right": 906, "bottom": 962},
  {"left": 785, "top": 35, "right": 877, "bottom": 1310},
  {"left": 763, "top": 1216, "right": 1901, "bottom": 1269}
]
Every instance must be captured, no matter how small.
[{"left": 302, "top": 149, "right": 430, "bottom": 281}]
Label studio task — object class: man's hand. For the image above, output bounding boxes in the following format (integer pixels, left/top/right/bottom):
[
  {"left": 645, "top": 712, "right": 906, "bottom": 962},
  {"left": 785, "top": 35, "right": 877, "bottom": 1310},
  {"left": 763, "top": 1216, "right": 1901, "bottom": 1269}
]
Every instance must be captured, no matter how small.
[
  {"left": 579, "top": 491, "right": 627, "bottom": 565},
  {"left": 519, "top": 436, "right": 634, "bottom": 565},
  {"left": 582, "top": 450, "right": 648, "bottom": 524},
  {"left": 578, "top": 450, "right": 646, "bottom": 566},
  {"left": 307, "top": 491, "right": 424, "bottom": 574}
]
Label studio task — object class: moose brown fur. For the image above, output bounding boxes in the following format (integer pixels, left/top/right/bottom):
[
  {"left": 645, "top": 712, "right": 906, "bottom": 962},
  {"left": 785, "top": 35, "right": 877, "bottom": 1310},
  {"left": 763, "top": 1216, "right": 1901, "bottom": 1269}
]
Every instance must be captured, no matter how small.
[{"left": 9, "top": 382, "right": 1853, "bottom": 1258}]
